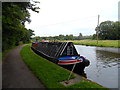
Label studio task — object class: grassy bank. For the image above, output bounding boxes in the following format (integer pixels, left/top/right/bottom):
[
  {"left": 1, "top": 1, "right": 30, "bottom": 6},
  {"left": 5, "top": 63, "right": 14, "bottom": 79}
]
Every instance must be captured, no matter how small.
[
  {"left": 20, "top": 44, "right": 107, "bottom": 88},
  {"left": 67, "top": 40, "right": 119, "bottom": 48}
]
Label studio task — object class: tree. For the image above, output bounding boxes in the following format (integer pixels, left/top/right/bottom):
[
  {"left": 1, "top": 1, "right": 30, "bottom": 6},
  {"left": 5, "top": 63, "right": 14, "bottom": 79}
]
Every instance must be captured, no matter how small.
[
  {"left": 64, "top": 34, "right": 74, "bottom": 40},
  {"left": 92, "top": 34, "right": 97, "bottom": 40},
  {"left": 58, "top": 34, "right": 65, "bottom": 40},
  {"left": 96, "top": 21, "right": 120, "bottom": 40},
  {"left": 113, "top": 21, "right": 120, "bottom": 40},
  {"left": 22, "top": 29, "right": 35, "bottom": 43},
  {"left": 2, "top": 1, "right": 40, "bottom": 51},
  {"left": 78, "top": 33, "right": 83, "bottom": 40}
]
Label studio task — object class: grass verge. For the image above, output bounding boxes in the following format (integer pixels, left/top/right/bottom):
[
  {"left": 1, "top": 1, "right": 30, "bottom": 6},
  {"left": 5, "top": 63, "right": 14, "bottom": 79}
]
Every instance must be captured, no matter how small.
[
  {"left": 68, "top": 40, "right": 119, "bottom": 48},
  {"left": 20, "top": 44, "right": 108, "bottom": 88}
]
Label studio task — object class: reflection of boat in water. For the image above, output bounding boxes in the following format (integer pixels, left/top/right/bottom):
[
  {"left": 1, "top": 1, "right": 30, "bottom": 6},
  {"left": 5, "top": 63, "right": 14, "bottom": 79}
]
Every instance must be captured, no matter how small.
[{"left": 31, "top": 42, "right": 90, "bottom": 75}]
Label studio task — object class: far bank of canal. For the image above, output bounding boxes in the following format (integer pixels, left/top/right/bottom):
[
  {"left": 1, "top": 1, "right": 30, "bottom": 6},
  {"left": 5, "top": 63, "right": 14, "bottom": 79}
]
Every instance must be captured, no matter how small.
[{"left": 75, "top": 45, "right": 120, "bottom": 88}]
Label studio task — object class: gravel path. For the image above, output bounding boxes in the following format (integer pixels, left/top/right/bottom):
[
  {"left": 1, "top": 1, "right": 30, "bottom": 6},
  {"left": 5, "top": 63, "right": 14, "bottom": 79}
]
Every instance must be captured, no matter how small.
[{"left": 2, "top": 45, "right": 45, "bottom": 88}]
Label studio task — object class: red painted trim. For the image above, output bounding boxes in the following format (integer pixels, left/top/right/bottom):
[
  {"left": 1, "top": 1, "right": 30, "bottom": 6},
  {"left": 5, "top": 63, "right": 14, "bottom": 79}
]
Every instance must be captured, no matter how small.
[{"left": 58, "top": 59, "right": 83, "bottom": 64}]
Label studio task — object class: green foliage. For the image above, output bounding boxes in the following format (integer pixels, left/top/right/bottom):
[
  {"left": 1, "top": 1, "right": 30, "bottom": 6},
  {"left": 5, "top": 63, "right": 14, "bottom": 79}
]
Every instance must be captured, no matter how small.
[
  {"left": 33, "top": 34, "right": 92, "bottom": 41},
  {"left": 22, "top": 29, "right": 35, "bottom": 43},
  {"left": 2, "top": 2, "right": 39, "bottom": 51},
  {"left": 92, "top": 34, "right": 97, "bottom": 40},
  {"left": 95, "top": 21, "right": 120, "bottom": 40}
]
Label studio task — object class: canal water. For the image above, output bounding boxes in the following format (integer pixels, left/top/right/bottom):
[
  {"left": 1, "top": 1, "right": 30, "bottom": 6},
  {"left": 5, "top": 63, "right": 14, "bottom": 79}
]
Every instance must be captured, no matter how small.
[{"left": 75, "top": 45, "right": 120, "bottom": 88}]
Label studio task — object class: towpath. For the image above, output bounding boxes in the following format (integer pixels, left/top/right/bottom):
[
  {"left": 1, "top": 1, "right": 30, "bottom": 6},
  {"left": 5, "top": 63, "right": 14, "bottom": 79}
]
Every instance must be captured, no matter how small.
[{"left": 2, "top": 45, "right": 45, "bottom": 88}]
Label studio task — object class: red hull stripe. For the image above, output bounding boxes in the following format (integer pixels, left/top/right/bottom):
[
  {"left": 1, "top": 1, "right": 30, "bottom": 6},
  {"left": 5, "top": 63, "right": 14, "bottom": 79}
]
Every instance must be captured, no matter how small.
[{"left": 58, "top": 59, "right": 83, "bottom": 64}]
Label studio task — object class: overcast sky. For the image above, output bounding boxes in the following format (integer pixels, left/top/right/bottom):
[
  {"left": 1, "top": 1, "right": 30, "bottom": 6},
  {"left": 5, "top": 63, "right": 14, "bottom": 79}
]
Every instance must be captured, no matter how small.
[{"left": 25, "top": 0, "right": 119, "bottom": 37}]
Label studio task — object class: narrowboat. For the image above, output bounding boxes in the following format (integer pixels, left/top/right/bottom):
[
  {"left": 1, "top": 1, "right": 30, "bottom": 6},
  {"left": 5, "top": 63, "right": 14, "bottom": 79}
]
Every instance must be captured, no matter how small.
[{"left": 31, "top": 41, "right": 90, "bottom": 75}]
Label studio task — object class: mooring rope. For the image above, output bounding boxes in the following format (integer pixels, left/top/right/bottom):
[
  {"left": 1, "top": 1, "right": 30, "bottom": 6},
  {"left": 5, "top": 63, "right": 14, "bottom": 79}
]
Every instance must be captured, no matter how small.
[
  {"left": 67, "top": 63, "right": 77, "bottom": 82},
  {"left": 66, "top": 57, "right": 81, "bottom": 84}
]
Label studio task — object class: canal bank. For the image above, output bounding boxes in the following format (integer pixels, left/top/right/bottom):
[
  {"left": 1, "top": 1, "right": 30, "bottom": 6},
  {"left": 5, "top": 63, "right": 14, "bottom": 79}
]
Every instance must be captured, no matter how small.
[
  {"left": 67, "top": 40, "right": 119, "bottom": 48},
  {"left": 75, "top": 45, "right": 119, "bottom": 88},
  {"left": 20, "top": 44, "right": 107, "bottom": 88}
]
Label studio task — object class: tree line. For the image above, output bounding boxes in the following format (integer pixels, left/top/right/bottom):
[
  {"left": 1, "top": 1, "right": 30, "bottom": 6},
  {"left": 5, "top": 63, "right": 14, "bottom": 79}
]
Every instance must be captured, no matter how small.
[
  {"left": 33, "top": 33, "right": 93, "bottom": 41},
  {"left": 2, "top": 1, "right": 39, "bottom": 51},
  {"left": 33, "top": 20, "right": 120, "bottom": 41}
]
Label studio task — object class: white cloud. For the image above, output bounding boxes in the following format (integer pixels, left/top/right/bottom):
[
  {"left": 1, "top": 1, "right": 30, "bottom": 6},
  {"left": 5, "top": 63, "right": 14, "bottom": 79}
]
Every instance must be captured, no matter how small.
[{"left": 25, "top": 0, "right": 119, "bottom": 36}]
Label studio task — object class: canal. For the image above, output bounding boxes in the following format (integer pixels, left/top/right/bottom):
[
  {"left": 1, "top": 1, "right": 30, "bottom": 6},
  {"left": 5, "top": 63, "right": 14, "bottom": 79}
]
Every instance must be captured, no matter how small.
[{"left": 75, "top": 45, "right": 120, "bottom": 88}]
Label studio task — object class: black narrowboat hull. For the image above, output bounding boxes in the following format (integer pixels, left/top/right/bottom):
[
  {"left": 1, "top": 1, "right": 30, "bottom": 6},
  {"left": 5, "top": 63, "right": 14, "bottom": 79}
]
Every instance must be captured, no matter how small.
[{"left": 31, "top": 42, "right": 90, "bottom": 75}]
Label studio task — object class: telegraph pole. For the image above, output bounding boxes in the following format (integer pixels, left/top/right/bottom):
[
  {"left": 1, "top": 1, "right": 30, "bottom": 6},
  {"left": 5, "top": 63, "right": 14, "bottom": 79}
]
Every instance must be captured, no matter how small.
[{"left": 96, "top": 15, "right": 100, "bottom": 44}]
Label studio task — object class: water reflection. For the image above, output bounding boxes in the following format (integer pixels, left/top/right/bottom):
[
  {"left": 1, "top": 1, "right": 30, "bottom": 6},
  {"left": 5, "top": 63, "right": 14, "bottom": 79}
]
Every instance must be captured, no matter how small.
[
  {"left": 75, "top": 45, "right": 120, "bottom": 88},
  {"left": 96, "top": 50, "right": 119, "bottom": 68}
]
